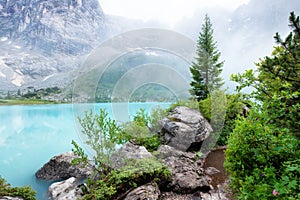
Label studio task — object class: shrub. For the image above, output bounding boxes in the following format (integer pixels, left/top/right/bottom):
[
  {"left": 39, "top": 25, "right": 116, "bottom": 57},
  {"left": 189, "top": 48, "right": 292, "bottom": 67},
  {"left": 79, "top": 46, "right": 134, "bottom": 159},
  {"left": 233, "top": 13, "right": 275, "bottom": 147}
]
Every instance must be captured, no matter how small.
[
  {"left": 0, "top": 177, "right": 36, "bottom": 200},
  {"left": 199, "top": 92, "right": 248, "bottom": 146},
  {"left": 225, "top": 107, "right": 300, "bottom": 199},
  {"left": 73, "top": 108, "right": 171, "bottom": 200},
  {"left": 121, "top": 107, "right": 167, "bottom": 151},
  {"left": 83, "top": 157, "right": 171, "bottom": 200},
  {"left": 73, "top": 108, "right": 122, "bottom": 175}
]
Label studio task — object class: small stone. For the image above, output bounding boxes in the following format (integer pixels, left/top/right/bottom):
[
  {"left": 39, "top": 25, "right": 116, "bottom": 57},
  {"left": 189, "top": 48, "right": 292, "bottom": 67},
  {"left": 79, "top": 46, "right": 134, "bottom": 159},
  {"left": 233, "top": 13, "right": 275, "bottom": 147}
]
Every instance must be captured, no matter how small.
[{"left": 205, "top": 167, "right": 220, "bottom": 175}]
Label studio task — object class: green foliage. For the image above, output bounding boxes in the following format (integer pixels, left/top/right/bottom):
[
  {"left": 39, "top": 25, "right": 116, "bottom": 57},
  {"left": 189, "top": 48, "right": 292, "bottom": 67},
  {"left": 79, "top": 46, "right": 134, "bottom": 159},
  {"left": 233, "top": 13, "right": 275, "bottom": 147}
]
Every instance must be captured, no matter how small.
[
  {"left": 225, "top": 108, "right": 300, "bottom": 199},
  {"left": 0, "top": 177, "right": 36, "bottom": 200},
  {"left": 75, "top": 109, "right": 122, "bottom": 175},
  {"left": 71, "top": 140, "right": 89, "bottom": 167},
  {"left": 190, "top": 14, "right": 224, "bottom": 101},
  {"left": 73, "top": 107, "right": 172, "bottom": 199},
  {"left": 122, "top": 107, "right": 167, "bottom": 151},
  {"left": 83, "top": 157, "right": 171, "bottom": 200},
  {"left": 198, "top": 92, "right": 248, "bottom": 145},
  {"left": 226, "top": 12, "right": 300, "bottom": 199},
  {"left": 231, "top": 11, "right": 300, "bottom": 136}
]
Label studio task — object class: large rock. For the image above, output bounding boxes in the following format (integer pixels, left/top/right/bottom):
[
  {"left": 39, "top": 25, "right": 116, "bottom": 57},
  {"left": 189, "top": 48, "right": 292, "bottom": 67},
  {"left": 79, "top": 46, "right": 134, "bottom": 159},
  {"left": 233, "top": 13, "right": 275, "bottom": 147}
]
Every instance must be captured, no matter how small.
[
  {"left": 48, "top": 177, "right": 85, "bottom": 200},
  {"left": 35, "top": 152, "right": 91, "bottom": 180},
  {"left": 157, "top": 145, "right": 212, "bottom": 193},
  {"left": 0, "top": 197, "right": 23, "bottom": 200},
  {"left": 159, "top": 106, "right": 213, "bottom": 151},
  {"left": 124, "top": 182, "right": 160, "bottom": 200},
  {"left": 112, "top": 141, "right": 152, "bottom": 168}
]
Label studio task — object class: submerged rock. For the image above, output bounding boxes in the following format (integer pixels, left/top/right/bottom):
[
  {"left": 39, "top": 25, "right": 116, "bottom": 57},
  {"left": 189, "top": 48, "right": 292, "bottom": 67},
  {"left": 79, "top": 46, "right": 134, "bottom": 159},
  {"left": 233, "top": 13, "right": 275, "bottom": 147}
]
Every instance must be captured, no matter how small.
[
  {"left": 159, "top": 106, "right": 213, "bottom": 151},
  {"left": 124, "top": 182, "right": 160, "bottom": 200},
  {"left": 35, "top": 152, "right": 91, "bottom": 180}
]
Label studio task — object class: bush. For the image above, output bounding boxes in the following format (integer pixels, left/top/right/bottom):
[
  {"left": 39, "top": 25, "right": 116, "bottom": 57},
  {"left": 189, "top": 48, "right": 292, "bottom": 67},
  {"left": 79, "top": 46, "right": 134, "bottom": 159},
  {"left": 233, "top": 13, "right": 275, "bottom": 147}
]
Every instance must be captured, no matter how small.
[
  {"left": 225, "top": 107, "right": 300, "bottom": 199},
  {"left": 83, "top": 157, "right": 171, "bottom": 200},
  {"left": 73, "top": 109, "right": 122, "bottom": 175},
  {"left": 199, "top": 92, "right": 248, "bottom": 146},
  {"left": 0, "top": 177, "right": 36, "bottom": 200},
  {"left": 73, "top": 108, "right": 171, "bottom": 200},
  {"left": 121, "top": 107, "right": 167, "bottom": 151}
]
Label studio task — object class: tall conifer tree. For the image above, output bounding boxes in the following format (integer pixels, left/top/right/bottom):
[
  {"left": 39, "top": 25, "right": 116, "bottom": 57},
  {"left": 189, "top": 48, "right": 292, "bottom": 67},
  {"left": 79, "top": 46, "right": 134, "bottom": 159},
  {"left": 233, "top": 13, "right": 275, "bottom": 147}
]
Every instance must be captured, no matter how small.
[{"left": 190, "top": 14, "right": 224, "bottom": 101}]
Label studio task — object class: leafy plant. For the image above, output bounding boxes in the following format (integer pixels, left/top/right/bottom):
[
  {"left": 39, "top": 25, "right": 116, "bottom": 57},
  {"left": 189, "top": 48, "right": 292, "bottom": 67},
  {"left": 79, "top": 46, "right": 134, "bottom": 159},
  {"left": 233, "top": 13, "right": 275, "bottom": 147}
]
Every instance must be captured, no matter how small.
[
  {"left": 72, "top": 107, "right": 171, "bottom": 199},
  {"left": 121, "top": 107, "right": 167, "bottom": 151},
  {"left": 231, "top": 12, "right": 300, "bottom": 136},
  {"left": 225, "top": 107, "right": 300, "bottom": 199},
  {"left": 0, "top": 177, "right": 36, "bottom": 200},
  {"left": 199, "top": 92, "right": 249, "bottom": 146},
  {"left": 83, "top": 157, "right": 171, "bottom": 200},
  {"left": 73, "top": 108, "right": 122, "bottom": 175}
]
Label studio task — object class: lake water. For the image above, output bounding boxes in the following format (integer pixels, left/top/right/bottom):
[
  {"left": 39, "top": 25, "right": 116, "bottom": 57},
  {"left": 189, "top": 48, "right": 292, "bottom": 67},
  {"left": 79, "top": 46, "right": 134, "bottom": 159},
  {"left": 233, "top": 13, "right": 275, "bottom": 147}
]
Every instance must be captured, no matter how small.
[{"left": 0, "top": 102, "right": 171, "bottom": 199}]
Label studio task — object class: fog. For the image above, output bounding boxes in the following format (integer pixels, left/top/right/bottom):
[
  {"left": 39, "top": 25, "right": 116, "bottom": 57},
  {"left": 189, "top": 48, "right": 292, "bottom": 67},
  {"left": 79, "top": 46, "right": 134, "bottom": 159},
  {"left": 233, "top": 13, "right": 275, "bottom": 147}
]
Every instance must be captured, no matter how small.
[{"left": 104, "top": 0, "right": 300, "bottom": 92}]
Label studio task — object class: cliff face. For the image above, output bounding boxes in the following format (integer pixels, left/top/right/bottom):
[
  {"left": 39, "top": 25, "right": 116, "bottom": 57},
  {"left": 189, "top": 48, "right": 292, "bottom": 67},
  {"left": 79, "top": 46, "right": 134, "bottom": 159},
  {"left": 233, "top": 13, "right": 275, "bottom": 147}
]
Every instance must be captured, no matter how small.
[{"left": 0, "top": 0, "right": 105, "bottom": 89}]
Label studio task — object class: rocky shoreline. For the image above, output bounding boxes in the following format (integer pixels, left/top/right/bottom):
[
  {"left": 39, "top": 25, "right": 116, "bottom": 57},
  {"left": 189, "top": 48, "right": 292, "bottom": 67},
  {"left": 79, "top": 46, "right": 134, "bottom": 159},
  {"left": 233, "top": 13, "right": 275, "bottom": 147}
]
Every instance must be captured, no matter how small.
[
  {"left": 3, "top": 106, "right": 230, "bottom": 200},
  {"left": 33, "top": 143, "right": 229, "bottom": 200}
]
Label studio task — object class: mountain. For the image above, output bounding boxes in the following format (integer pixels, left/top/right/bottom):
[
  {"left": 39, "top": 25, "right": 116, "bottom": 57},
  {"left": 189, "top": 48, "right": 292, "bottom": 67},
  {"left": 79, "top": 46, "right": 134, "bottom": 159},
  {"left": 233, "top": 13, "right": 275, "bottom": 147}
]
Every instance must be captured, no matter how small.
[
  {"left": 1, "top": 0, "right": 299, "bottom": 97},
  {"left": 0, "top": 0, "right": 105, "bottom": 90}
]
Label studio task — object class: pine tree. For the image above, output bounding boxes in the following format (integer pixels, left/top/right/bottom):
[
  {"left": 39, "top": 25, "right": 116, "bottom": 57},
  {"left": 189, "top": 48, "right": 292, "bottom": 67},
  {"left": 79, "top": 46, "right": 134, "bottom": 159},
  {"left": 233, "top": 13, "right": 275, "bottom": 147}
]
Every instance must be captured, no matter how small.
[{"left": 190, "top": 14, "right": 224, "bottom": 101}]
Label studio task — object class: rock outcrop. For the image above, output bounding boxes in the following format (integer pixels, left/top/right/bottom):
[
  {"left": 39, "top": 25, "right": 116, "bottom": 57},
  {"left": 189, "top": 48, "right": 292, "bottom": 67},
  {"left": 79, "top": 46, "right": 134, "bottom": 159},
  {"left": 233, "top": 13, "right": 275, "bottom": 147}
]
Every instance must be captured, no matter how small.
[
  {"left": 124, "top": 182, "right": 160, "bottom": 200},
  {"left": 35, "top": 152, "right": 91, "bottom": 180},
  {"left": 40, "top": 106, "right": 230, "bottom": 200},
  {"left": 159, "top": 106, "right": 213, "bottom": 151},
  {"left": 111, "top": 141, "right": 152, "bottom": 168},
  {"left": 157, "top": 145, "right": 211, "bottom": 193},
  {"left": 48, "top": 177, "right": 85, "bottom": 200}
]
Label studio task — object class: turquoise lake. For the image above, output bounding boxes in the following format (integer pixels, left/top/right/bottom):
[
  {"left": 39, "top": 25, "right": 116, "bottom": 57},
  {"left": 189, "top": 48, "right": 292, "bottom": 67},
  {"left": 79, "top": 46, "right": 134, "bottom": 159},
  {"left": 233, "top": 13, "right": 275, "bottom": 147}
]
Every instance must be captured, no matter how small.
[{"left": 0, "top": 102, "right": 171, "bottom": 199}]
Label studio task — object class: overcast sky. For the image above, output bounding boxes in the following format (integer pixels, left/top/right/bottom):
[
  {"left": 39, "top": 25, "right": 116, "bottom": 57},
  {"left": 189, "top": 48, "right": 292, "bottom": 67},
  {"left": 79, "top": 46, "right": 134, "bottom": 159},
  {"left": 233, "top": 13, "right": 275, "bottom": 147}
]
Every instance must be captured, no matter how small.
[{"left": 100, "top": 0, "right": 250, "bottom": 26}]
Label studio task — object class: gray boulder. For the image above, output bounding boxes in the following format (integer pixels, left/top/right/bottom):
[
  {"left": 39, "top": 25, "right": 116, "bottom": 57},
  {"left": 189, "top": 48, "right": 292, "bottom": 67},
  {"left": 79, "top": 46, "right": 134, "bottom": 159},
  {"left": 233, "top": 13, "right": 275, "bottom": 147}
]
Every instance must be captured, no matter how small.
[
  {"left": 157, "top": 145, "right": 212, "bottom": 193},
  {"left": 48, "top": 177, "right": 85, "bottom": 200},
  {"left": 159, "top": 106, "right": 212, "bottom": 151},
  {"left": 112, "top": 141, "right": 152, "bottom": 168},
  {"left": 35, "top": 152, "right": 91, "bottom": 180},
  {"left": 124, "top": 182, "right": 160, "bottom": 200},
  {"left": 0, "top": 197, "right": 24, "bottom": 200}
]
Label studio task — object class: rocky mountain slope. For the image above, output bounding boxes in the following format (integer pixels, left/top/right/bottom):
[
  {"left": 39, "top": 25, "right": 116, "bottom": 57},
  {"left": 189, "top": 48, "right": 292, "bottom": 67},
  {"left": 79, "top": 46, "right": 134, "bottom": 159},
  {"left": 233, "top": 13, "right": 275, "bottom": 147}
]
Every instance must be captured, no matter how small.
[
  {"left": 0, "top": 0, "right": 105, "bottom": 90},
  {"left": 1, "top": 0, "right": 299, "bottom": 93}
]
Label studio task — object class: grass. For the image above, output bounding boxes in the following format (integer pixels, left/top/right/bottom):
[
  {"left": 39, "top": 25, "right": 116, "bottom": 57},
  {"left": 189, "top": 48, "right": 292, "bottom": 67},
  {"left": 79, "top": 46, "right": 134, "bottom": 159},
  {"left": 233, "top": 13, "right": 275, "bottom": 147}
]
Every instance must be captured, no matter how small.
[{"left": 0, "top": 99, "right": 56, "bottom": 105}]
